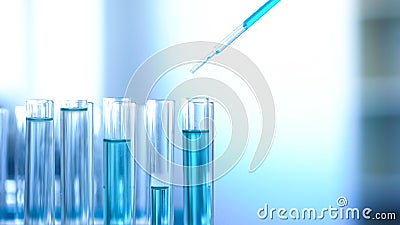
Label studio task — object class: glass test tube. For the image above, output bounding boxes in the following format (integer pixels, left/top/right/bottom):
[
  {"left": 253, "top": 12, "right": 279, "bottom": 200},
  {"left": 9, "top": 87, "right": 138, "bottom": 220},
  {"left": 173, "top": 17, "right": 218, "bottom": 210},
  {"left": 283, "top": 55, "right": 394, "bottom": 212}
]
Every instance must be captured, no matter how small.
[
  {"left": 60, "top": 100, "right": 93, "bottom": 225},
  {"left": 25, "top": 99, "right": 55, "bottom": 225},
  {"left": 134, "top": 105, "right": 150, "bottom": 225},
  {"left": 0, "top": 108, "right": 9, "bottom": 221},
  {"left": 92, "top": 106, "right": 104, "bottom": 222},
  {"left": 103, "top": 98, "right": 135, "bottom": 225},
  {"left": 182, "top": 98, "right": 214, "bottom": 225},
  {"left": 14, "top": 106, "right": 26, "bottom": 222},
  {"left": 146, "top": 100, "right": 174, "bottom": 225}
]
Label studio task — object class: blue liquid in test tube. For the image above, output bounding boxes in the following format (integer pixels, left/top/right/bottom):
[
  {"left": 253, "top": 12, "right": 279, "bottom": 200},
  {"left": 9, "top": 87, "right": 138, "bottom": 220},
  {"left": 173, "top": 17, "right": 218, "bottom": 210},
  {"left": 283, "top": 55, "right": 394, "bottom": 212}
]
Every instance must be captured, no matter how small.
[
  {"left": 182, "top": 98, "right": 214, "bottom": 225},
  {"left": 103, "top": 139, "right": 134, "bottom": 225},
  {"left": 146, "top": 100, "right": 174, "bottom": 225},
  {"left": 103, "top": 98, "right": 135, "bottom": 225},
  {"left": 151, "top": 186, "right": 170, "bottom": 225},
  {"left": 183, "top": 130, "right": 212, "bottom": 225}
]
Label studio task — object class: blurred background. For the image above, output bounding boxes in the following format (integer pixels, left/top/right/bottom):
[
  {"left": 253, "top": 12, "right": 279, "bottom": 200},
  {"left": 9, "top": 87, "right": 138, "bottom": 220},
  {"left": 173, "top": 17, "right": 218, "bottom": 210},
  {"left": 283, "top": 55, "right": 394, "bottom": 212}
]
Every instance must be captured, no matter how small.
[{"left": 0, "top": 0, "right": 399, "bottom": 224}]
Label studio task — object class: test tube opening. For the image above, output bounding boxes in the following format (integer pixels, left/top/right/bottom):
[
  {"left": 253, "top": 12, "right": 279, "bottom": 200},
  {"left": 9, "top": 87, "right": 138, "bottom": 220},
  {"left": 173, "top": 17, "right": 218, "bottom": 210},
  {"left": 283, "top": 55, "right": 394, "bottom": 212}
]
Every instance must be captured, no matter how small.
[{"left": 26, "top": 99, "right": 54, "bottom": 120}]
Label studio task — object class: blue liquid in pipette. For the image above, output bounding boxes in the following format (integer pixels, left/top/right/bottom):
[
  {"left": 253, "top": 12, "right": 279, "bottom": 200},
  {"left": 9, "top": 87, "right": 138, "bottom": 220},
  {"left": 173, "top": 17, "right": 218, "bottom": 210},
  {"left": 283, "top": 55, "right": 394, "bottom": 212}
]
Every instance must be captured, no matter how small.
[
  {"left": 244, "top": 0, "right": 281, "bottom": 28},
  {"left": 103, "top": 139, "right": 134, "bottom": 225},
  {"left": 190, "top": 0, "right": 281, "bottom": 74},
  {"left": 151, "top": 186, "right": 170, "bottom": 225},
  {"left": 183, "top": 130, "right": 212, "bottom": 225}
]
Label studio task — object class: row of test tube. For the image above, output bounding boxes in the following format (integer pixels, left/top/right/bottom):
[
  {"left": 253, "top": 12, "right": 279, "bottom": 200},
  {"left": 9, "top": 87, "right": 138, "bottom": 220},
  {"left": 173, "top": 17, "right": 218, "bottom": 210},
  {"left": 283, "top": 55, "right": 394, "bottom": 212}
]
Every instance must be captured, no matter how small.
[{"left": 0, "top": 97, "right": 214, "bottom": 225}]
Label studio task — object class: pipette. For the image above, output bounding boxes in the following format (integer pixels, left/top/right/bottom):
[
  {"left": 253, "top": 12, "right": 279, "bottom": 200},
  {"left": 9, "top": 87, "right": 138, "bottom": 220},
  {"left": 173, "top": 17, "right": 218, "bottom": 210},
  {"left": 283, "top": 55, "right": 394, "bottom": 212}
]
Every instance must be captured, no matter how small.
[{"left": 190, "top": 0, "right": 281, "bottom": 74}]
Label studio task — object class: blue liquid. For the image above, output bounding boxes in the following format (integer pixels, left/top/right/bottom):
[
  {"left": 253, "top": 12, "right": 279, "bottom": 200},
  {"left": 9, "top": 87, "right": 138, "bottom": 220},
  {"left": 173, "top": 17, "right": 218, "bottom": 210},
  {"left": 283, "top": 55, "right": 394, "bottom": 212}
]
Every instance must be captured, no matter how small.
[
  {"left": 151, "top": 186, "right": 170, "bottom": 225},
  {"left": 183, "top": 130, "right": 212, "bottom": 225},
  {"left": 103, "top": 139, "right": 134, "bottom": 225},
  {"left": 243, "top": 0, "right": 281, "bottom": 28},
  {"left": 25, "top": 118, "right": 55, "bottom": 225}
]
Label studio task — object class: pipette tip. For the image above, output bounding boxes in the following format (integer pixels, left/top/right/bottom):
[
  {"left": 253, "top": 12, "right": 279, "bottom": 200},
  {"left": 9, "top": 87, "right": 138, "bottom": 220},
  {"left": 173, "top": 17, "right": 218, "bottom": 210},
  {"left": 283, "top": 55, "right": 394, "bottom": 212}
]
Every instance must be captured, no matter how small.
[
  {"left": 190, "top": 61, "right": 207, "bottom": 74},
  {"left": 190, "top": 51, "right": 216, "bottom": 74}
]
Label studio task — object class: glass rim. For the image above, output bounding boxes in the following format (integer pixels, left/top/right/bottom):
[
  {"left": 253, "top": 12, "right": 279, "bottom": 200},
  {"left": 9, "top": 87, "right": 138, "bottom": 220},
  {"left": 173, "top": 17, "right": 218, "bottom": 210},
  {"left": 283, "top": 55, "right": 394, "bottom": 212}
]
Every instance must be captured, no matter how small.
[
  {"left": 103, "top": 97, "right": 136, "bottom": 107},
  {"left": 103, "top": 97, "right": 131, "bottom": 103},
  {"left": 60, "top": 100, "right": 89, "bottom": 110},
  {"left": 26, "top": 99, "right": 54, "bottom": 119},
  {"left": 26, "top": 99, "right": 54, "bottom": 104},
  {"left": 146, "top": 99, "right": 175, "bottom": 103},
  {"left": 186, "top": 97, "right": 213, "bottom": 104}
]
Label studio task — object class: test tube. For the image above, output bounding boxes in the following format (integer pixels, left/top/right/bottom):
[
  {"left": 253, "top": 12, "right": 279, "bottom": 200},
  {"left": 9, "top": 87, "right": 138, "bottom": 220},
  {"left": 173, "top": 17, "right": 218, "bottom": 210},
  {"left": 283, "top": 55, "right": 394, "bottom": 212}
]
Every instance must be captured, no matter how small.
[
  {"left": 60, "top": 100, "right": 93, "bottom": 225},
  {"left": 103, "top": 98, "right": 135, "bottom": 225},
  {"left": 92, "top": 106, "right": 104, "bottom": 222},
  {"left": 14, "top": 106, "right": 25, "bottom": 222},
  {"left": 182, "top": 98, "right": 214, "bottom": 225},
  {"left": 146, "top": 100, "right": 174, "bottom": 225},
  {"left": 134, "top": 104, "right": 150, "bottom": 225},
  {"left": 0, "top": 108, "right": 9, "bottom": 222},
  {"left": 25, "top": 99, "right": 55, "bottom": 225}
]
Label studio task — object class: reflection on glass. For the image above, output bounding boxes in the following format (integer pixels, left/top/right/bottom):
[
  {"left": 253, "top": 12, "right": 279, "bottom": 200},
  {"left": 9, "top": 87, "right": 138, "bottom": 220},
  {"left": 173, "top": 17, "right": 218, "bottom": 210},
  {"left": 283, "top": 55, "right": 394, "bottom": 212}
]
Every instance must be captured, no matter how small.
[
  {"left": 14, "top": 106, "right": 25, "bottom": 222},
  {"left": 0, "top": 108, "right": 9, "bottom": 222}
]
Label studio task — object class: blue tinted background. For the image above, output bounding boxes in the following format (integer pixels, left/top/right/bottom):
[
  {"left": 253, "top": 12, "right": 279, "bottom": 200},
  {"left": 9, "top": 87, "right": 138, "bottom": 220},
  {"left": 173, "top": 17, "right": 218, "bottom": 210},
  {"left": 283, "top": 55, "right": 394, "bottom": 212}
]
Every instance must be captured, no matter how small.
[{"left": 0, "top": 0, "right": 399, "bottom": 225}]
